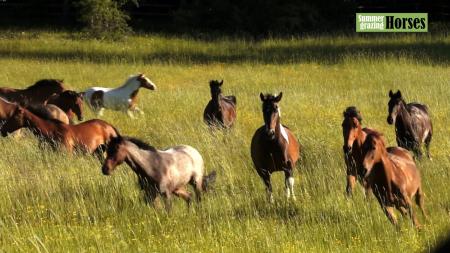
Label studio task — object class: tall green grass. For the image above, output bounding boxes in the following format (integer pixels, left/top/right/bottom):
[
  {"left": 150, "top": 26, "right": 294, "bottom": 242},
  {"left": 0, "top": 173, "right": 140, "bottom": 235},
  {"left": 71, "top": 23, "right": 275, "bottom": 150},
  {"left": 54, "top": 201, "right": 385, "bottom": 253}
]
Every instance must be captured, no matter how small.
[{"left": 0, "top": 32, "right": 449, "bottom": 252}]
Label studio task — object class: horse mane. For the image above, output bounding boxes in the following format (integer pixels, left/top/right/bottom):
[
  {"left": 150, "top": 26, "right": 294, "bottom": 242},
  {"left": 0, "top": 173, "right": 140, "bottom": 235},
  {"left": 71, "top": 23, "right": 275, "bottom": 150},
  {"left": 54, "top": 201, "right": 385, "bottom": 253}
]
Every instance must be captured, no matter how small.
[
  {"left": 124, "top": 136, "right": 157, "bottom": 152},
  {"left": 25, "top": 105, "right": 64, "bottom": 124},
  {"left": 26, "top": 79, "right": 65, "bottom": 92},
  {"left": 343, "top": 106, "right": 362, "bottom": 122},
  {"left": 365, "top": 129, "right": 387, "bottom": 147}
]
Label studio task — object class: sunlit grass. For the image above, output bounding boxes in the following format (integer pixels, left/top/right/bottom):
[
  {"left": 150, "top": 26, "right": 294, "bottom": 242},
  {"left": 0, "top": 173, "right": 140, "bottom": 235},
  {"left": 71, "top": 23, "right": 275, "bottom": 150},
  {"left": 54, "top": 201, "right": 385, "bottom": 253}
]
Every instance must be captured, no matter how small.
[{"left": 0, "top": 31, "right": 449, "bottom": 252}]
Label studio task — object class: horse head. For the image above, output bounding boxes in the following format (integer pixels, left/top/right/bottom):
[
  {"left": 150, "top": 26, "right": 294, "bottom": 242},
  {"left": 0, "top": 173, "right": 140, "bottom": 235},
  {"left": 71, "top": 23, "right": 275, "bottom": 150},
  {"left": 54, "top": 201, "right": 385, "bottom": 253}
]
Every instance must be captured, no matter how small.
[
  {"left": 137, "top": 74, "right": 157, "bottom": 90},
  {"left": 60, "top": 90, "right": 84, "bottom": 121},
  {"left": 342, "top": 106, "right": 363, "bottom": 155},
  {"left": 1, "top": 106, "right": 25, "bottom": 137},
  {"left": 102, "top": 135, "right": 127, "bottom": 175},
  {"left": 387, "top": 90, "right": 403, "bottom": 125},
  {"left": 260, "top": 92, "right": 282, "bottom": 140},
  {"left": 362, "top": 131, "right": 386, "bottom": 177}
]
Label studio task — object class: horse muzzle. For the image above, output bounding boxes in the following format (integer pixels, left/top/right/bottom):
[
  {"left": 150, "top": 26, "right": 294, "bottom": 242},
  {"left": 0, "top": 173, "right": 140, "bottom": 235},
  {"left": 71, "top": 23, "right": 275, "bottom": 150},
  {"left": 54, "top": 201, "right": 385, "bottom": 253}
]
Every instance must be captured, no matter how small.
[
  {"left": 101, "top": 165, "right": 111, "bottom": 175},
  {"left": 387, "top": 116, "right": 394, "bottom": 125},
  {"left": 266, "top": 129, "right": 275, "bottom": 140},
  {"left": 343, "top": 145, "right": 352, "bottom": 155}
]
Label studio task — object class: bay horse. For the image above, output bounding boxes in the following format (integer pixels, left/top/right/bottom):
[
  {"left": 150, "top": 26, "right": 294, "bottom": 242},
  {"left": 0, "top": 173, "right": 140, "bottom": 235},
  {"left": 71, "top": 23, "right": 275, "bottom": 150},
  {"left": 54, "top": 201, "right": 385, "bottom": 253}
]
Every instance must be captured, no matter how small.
[
  {"left": 203, "top": 80, "right": 237, "bottom": 128},
  {"left": 362, "top": 130, "right": 426, "bottom": 229},
  {"left": 45, "top": 90, "right": 84, "bottom": 123},
  {"left": 251, "top": 93, "right": 300, "bottom": 203},
  {"left": 83, "top": 74, "right": 157, "bottom": 118},
  {"left": 387, "top": 90, "right": 433, "bottom": 159},
  {"left": 0, "top": 106, "right": 119, "bottom": 156},
  {"left": 342, "top": 106, "right": 405, "bottom": 197},
  {"left": 0, "top": 79, "right": 65, "bottom": 105},
  {"left": 102, "top": 136, "right": 217, "bottom": 211}
]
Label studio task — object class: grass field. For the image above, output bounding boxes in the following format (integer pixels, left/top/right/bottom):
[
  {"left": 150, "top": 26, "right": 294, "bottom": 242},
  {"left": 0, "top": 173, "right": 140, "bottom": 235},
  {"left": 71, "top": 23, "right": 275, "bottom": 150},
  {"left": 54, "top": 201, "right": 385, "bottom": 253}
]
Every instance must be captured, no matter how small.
[{"left": 0, "top": 31, "right": 449, "bottom": 252}]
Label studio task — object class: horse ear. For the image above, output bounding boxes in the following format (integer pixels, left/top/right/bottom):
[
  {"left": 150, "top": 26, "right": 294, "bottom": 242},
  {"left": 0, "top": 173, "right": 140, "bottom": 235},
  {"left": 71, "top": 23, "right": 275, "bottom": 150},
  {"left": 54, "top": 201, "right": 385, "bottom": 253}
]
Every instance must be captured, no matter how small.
[
  {"left": 396, "top": 90, "right": 402, "bottom": 98},
  {"left": 389, "top": 90, "right": 393, "bottom": 97},
  {"left": 219, "top": 80, "right": 223, "bottom": 86},
  {"left": 260, "top": 93, "right": 265, "bottom": 101},
  {"left": 274, "top": 92, "right": 283, "bottom": 102}
]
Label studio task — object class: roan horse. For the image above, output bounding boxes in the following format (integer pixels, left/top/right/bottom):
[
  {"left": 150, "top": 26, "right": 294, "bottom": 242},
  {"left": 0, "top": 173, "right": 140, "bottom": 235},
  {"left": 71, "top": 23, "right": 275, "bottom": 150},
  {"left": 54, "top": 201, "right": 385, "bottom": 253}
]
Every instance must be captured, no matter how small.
[
  {"left": 0, "top": 79, "right": 66, "bottom": 105},
  {"left": 362, "top": 130, "right": 426, "bottom": 229},
  {"left": 83, "top": 74, "right": 157, "bottom": 117},
  {"left": 387, "top": 90, "right": 433, "bottom": 159},
  {"left": 101, "top": 136, "right": 217, "bottom": 211},
  {"left": 203, "top": 80, "right": 237, "bottom": 128},
  {"left": 342, "top": 106, "right": 404, "bottom": 197},
  {"left": 251, "top": 93, "right": 300, "bottom": 203},
  {"left": 0, "top": 106, "right": 119, "bottom": 156},
  {"left": 45, "top": 90, "right": 84, "bottom": 123}
]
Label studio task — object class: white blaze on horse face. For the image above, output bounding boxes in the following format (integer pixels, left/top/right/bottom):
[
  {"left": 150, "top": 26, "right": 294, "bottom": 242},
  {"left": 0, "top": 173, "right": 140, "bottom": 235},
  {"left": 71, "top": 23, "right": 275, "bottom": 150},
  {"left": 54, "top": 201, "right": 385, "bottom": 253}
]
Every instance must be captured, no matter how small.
[{"left": 142, "top": 75, "right": 157, "bottom": 90}]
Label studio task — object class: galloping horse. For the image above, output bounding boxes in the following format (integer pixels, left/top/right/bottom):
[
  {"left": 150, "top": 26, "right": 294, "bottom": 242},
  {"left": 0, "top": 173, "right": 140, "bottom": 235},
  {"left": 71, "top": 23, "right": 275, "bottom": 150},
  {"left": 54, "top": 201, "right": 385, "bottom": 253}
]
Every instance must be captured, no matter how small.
[
  {"left": 203, "top": 80, "right": 237, "bottom": 128},
  {"left": 362, "top": 130, "right": 426, "bottom": 229},
  {"left": 251, "top": 93, "right": 300, "bottom": 203},
  {"left": 0, "top": 106, "right": 118, "bottom": 156},
  {"left": 102, "top": 136, "right": 216, "bottom": 211},
  {"left": 83, "top": 74, "right": 157, "bottom": 117},
  {"left": 387, "top": 90, "right": 433, "bottom": 159},
  {"left": 342, "top": 106, "right": 404, "bottom": 197},
  {"left": 45, "top": 90, "right": 84, "bottom": 123},
  {"left": 0, "top": 79, "right": 65, "bottom": 105}
]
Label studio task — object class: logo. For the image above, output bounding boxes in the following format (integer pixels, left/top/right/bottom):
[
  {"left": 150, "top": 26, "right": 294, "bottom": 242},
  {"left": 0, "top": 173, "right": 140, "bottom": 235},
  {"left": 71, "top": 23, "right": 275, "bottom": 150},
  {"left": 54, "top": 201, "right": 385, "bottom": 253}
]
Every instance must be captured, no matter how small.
[{"left": 356, "top": 13, "right": 428, "bottom": 32}]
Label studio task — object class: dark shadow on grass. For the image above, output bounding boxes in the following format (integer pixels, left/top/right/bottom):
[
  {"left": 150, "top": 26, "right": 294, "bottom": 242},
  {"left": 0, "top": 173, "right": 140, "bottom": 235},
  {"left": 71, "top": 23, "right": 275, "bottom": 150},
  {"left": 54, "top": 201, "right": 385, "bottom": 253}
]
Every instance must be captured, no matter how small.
[{"left": 0, "top": 42, "right": 448, "bottom": 65}]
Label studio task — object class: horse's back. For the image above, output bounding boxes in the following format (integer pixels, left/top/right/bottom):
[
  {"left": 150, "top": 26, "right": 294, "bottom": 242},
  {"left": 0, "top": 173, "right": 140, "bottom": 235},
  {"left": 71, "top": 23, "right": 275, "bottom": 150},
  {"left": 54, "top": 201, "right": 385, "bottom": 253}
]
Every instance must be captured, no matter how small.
[
  {"left": 223, "top": 95, "right": 236, "bottom": 106},
  {"left": 44, "top": 104, "right": 69, "bottom": 124},
  {"left": 160, "top": 145, "right": 204, "bottom": 182},
  {"left": 388, "top": 147, "right": 421, "bottom": 193}
]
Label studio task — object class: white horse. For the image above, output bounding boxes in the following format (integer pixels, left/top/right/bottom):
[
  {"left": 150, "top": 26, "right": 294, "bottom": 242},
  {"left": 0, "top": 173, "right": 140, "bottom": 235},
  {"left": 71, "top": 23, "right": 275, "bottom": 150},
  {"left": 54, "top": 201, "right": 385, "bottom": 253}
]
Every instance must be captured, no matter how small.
[
  {"left": 101, "top": 136, "right": 217, "bottom": 211},
  {"left": 83, "top": 74, "right": 157, "bottom": 117}
]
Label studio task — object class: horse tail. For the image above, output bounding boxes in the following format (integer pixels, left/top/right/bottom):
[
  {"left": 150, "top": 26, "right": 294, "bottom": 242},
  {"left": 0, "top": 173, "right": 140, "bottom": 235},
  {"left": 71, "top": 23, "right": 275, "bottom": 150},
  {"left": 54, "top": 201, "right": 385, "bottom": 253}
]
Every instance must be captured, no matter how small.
[{"left": 202, "top": 170, "right": 217, "bottom": 192}]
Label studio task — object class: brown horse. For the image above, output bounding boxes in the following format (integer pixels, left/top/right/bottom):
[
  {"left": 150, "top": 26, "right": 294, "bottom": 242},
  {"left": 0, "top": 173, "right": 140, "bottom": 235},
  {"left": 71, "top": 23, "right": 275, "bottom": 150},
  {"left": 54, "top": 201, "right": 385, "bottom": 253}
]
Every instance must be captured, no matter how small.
[
  {"left": 0, "top": 97, "right": 68, "bottom": 124},
  {"left": 387, "top": 90, "right": 433, "bottom": 159},
  {"left": 342, "top": 106, "right": 405, "bottom": 197},
  {"left": 0, "top": 79, "right": 66, "bottom": 105},
  {"left": 0, "top": 106, "right": 118, "bottom": 156},
  {"left": 45, "top": 90, "right": 84, "bottom": 123},
  {"left": 102, "top": 135, "right": 216, "bottom": 211},
  {"left": 251, "top": 93, "right": 300, "bottom": 203},
  {"left": 362, "top": 130, "right": 426, "bottom": 229},
  {"left": 203, "top": 80, "right": 237, "bottom": 128}
]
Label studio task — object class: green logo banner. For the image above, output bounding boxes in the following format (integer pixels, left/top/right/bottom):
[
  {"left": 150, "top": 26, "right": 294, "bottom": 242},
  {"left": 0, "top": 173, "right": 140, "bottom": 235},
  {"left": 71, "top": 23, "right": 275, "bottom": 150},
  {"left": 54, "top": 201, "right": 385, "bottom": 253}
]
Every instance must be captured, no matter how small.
[{"left": 356, "top": 13, "right": 428, "bottom": 32}]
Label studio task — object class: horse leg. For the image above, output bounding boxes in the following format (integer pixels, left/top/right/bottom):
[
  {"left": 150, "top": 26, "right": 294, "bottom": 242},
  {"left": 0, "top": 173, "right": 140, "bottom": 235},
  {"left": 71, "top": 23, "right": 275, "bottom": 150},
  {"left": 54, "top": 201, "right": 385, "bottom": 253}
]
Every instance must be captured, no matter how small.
[
  {"left": 284, "top": 169, "right": 296, "bottom": 201},
  {"left": 138, "top": 177, "right": 158, "bottom": 205},
  {"left": 425, "top": 132, "right": 432, "bottom": 160},
  {"left": 161, "top": 191, "right": 172, "bottom": 212},
  {"left": 257, "top": 170, "right": 273, "bottom": 203},
  {"left": 383, "top": 206, "right": 399, "bottom": 228},
  {"left": 415, "top": 187, "right": 427, "bottom": 220},
  {"left": 126, "top": 109, "right": 136, "bottom": 119},
  {"left": 174, "top": 188, "right": 192, "bottom": 208},
  {"left": 97, "top": 108, "right": 105, "bottom": 117},
  {"left": 346, "top": 175, "right": 356, "bottom": 197}
]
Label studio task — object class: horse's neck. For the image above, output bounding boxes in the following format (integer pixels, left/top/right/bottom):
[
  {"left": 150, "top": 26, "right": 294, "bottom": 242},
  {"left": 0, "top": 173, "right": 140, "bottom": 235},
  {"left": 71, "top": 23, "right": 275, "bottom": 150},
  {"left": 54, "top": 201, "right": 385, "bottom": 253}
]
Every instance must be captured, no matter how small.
[
  {"left": 24, "top": 110, "right": 56, "bottom": 134},
  {"left": 116, "top": 80, "right": 140, "bottom": 95},
  {"left": 211, "top": 93, "right": 222, "bottom": 108},
  {"left": 275, "top": 117, "right": 289, "bottom": 144},
  {"left": 0, "top": 99, "right": 16, "bottom": 118},
  {"left": 397, "top": 102, "right": 413, "bottom": 131},
  {"left": 126, "top": 143, "right": 160, "bottom": 178},
  {"left": 49, "top": 97, "right": 69, "bottom": 112},
  {"left": 355, "top": 127, "right": 366, "bottom": 149}
]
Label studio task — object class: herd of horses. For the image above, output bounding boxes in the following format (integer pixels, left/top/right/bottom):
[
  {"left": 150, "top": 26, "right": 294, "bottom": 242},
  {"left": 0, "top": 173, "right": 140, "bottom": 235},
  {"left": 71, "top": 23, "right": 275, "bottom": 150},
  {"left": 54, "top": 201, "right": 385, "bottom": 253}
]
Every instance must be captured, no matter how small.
[{"left": 0, "top": 76, "right": 434, "bottom": 229}]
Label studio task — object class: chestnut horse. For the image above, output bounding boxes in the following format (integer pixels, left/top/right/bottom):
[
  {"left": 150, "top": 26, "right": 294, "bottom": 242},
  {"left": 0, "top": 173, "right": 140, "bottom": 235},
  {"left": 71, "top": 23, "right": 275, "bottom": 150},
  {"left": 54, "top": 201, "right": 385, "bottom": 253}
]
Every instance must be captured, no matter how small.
[
  {"left": 362, "top": 130, "right": 426, "bottom": 229},
  {"left": 45, "top": 90, "right": 84, "bottom": 123},
  {"left": 251, "top": 93, "right": 300, "bottom": 203},
  {"left": 387, "top": 90, "right": 433, "bottom": 159},
  {"left": 0, "top": 79, "right": 65, "bottom": 105},
  {"left": 0, "top": 97, "right": 68, "bottom": 124},
  {"left": 203, "top": 80, "right": 237, "bottom": 128},
  {"left": 0, "top": 106, "right": 118, "bottom": 156},
  {"left": 102, "top": 136, "right": 216, "bottom": 211},
  {"left": 342, "top": 106, "right": 405, "bottom": 197},
  {"left": 83, "top": 74, "right": 156, "bottom": 118}
]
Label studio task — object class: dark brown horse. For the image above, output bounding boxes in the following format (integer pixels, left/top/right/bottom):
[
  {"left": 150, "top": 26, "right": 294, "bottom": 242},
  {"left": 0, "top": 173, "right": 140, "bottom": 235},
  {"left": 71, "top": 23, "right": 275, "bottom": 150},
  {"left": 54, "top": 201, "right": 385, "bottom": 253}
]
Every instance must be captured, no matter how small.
[
  {"left": 251, "top": 93, "right": 300, "bottom": 203},
  {"left": 102, "top": 136, "right": 216, "bottom": 211},
  {"left": 387, "top": 90, "right": 433, "bottom": 159},
  {"left": 342, "top": 106, "right": 405, "bottom": 197},
  {"left": 45, "top": 90, "right": 84, "bottom": 123},
  {"left": 362, "top": 130, "right": 426, "bottom": 229},
  {"left": 0, "top": 79, "right": 66, "bottom": 105},
  {"left": 0, "top": 106, "right": 118, "bottom": 156},
  {"left": 203, "top": 80, "right": 237, "bottom": 128}
]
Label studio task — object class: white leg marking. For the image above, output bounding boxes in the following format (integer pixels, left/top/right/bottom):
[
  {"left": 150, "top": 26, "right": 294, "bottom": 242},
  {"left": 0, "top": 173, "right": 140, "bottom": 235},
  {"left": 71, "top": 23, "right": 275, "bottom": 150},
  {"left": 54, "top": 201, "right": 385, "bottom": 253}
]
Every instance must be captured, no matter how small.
[
  {"left": 288, "top": 177, "right": 296, "bottom": 201},
  {"left": 285, "top": 178, "right": 291, "bottom": 199}
]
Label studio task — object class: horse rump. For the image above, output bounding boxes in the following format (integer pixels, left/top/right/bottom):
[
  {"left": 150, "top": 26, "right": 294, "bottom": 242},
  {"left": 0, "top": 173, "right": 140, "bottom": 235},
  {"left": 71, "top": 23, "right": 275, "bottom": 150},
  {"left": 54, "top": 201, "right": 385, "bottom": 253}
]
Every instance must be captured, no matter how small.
[{"left": 202, "top": 170, "right": 217, "bottom": 191}]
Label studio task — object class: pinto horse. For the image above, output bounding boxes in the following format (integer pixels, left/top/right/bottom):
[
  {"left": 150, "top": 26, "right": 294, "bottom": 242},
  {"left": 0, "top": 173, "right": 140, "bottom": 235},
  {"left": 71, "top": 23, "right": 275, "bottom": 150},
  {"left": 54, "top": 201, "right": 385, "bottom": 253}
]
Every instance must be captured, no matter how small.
[
  {"left": 0, "top": 79, "right": 65, "bottom": 105},
  {"left": 362, "top": 130, "right": 426, "bottom": 228},
  {"left": 102, "top": 136, "right": 216, "bottom": 211},
  {"left": 251, "top": 93, "right": 300, "bottom": 203},
  {"left": 203, "top": 80, "right": 237, "bottom": 128},
  {"left": 83, "top": 74, "right": 156, "bottom": 117},
  {"left": 342, "top": 106, "right": 405, "bottom": 197},
  {"left": 0, "top": 106, "right": 118, "bottom": 156},
  {"left": 387, "top": 90, "right": 433, "bottom": 159},
  {"left": 45, "top": 90, "right": 84, "bottom": 123}
]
